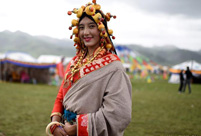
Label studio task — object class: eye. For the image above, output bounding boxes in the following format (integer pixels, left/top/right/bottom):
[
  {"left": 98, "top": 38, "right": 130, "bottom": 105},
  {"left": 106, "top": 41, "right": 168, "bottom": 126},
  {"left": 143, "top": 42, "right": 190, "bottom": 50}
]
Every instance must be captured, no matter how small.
[
  {"left": 89, "top": 24, "right": 96, "bottom": 29},
  {"left": 79, "top": 26, "right": 84, "bottom": 30}
]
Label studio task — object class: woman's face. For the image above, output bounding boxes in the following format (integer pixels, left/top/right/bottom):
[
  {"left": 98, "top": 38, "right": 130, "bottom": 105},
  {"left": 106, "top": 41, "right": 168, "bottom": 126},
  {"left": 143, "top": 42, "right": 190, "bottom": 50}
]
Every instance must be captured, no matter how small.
[{"left": 79, "top": 17, "right": 100, "bottom": 49}]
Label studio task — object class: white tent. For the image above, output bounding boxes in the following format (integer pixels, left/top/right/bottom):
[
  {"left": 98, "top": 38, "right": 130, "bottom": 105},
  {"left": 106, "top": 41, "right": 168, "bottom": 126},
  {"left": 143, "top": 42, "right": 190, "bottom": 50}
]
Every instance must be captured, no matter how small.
[
  {"left": 5, "top": 52, "right": 37, "bottom": 63},
  {"left": 37, "top": 55, "right": 72, "bottom": 65},
  {"left": 171, "top": 60, "right": 201, "bottom": 71},
  {"left": 37, "top": 55, "right": 61, "bottom": 64},
  {"left": 168, "top": 74, "right": 180, "bottom": 84},
  {"left": 169, "top": 60, "right": 201, "bottom": 84},
  {"left": 0, "top": 53, "right": 5, "bottom": 59}
]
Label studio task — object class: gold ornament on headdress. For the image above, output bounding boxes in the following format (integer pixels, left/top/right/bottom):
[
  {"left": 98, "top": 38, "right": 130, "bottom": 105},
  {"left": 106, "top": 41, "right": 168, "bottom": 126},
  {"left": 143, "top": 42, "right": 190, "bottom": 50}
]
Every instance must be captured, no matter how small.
[{"left": 67, "top": 0, "right": 116, "bottom": 52}]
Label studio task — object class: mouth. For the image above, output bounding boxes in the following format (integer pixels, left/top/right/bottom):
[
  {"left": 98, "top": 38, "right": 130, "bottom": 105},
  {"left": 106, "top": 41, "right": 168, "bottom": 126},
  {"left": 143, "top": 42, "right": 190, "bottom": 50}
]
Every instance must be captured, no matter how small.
[{"left": 84, "top": 37, "right": 92, "bottom": 42}]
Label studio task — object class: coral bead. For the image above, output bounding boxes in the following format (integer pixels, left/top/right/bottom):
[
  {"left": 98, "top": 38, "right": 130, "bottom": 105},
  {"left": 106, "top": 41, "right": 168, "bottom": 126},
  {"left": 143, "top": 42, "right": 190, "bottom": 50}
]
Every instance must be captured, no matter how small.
[
  {"left": 70, "top": 35, "right": 73, "bottom": 39},
  {"left": 101, "top": 38, "right": 105, "bottom": 42},
  {"left": 76, "top": 45, "right": 80, "bottom": 49},
  {"left": 90, "top": 7, "right": 94, "bottom": 12},
  {"left": 67, "top": 11, "right": 72, "bottom": 15},
  {"left": 113, "top": 15, "right": 116, "bottom": 19},
  {"left": 112, "top": 36, "right": 115, "bottom": 39},
  {"left": 100, "top": 18, "right": 104, "bottom": 22},
  {"left": 69, "top": 26, "right": 72, "bottom": 30}
]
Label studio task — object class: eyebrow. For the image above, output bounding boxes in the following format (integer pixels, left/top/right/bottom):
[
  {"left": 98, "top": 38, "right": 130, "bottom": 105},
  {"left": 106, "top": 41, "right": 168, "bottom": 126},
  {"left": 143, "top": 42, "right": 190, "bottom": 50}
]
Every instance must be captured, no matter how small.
[{"left": 79, "top": 22, "right": 96, "bottom": 26}]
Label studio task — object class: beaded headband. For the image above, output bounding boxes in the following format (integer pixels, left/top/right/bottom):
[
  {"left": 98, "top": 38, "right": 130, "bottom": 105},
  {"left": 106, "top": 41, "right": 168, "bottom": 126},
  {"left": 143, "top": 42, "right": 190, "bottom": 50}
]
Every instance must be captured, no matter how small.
[{"left": 67, "top": 0, "right": 116, "bottom": 53}]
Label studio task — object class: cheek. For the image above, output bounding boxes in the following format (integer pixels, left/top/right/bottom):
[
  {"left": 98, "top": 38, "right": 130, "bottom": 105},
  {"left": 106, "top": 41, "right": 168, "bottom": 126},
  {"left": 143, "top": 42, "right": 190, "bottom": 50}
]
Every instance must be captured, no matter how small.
[
  {"left": 78, "top": 31, "right": 82, "bottom": 39},
  {"left": 93, "top": 29, "right": 100, "bottom": 37}
]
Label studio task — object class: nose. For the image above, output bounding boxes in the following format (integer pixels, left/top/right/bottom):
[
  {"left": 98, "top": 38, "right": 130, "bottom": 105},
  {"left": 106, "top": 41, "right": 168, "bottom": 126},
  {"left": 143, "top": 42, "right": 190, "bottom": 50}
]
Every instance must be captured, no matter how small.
[{"left": 83, "top": 27, "right": 89, "bottom": 35}]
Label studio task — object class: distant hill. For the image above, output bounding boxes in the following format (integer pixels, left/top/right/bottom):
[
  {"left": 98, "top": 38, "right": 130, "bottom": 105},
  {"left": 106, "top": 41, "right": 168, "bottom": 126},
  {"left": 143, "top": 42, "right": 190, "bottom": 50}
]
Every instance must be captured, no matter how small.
[
  {"left": 127, "top": 44, "right": 201, "bottom": 66},
  {"left": 0, "top": 30, "right": 76, "bottom": 57},
  {"left": 199, "top": 50, "right": 201, "bottom": 55},
  {"left": 1, "top": 30, "right": 201, "bottom": 66}
]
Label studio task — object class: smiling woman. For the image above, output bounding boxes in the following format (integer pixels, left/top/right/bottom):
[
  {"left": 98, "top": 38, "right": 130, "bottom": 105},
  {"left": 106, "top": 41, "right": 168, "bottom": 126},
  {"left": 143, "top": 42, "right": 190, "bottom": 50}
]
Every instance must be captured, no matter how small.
[{"left": 46, "top": 1, "right": 132, "bottom": 136}]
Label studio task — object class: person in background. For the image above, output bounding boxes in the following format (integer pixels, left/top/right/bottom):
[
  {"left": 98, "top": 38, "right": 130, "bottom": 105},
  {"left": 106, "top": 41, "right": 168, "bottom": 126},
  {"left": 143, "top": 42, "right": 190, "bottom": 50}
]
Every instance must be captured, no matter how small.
[
  {"left": 178, "top": 69, "right": 184, "bottom": 93},
  {"left": 11, "top": 71, "right": 20, "bottom": 82},
  {"left": 56, "top": 57, "right": 65, "bottom": 85},
  {"left": 183, "top": 66, "right": 193, "bottom": 94},
  {"left": 20, "top": 70, "right": 30, "bottom": 83}
]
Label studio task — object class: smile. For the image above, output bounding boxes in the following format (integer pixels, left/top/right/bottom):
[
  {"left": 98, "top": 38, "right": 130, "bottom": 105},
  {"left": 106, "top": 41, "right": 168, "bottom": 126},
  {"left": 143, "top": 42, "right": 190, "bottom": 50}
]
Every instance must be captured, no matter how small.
[{"left": 84, "top": 37, "right": 92, "bottom": 42}]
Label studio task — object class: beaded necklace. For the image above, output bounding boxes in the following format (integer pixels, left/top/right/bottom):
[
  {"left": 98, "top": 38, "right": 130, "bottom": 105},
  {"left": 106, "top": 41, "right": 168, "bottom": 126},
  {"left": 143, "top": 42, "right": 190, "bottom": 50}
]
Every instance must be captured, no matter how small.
[
  {"left": 64, "top": 46, "right": 105, "bottom": 85},
  {"left": 83, "top": 46, "right": 104, "bottom": 65}
]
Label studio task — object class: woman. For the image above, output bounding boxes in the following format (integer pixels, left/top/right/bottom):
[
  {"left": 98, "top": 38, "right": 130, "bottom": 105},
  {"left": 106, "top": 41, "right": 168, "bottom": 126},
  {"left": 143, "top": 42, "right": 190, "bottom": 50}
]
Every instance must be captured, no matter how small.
[{"left": 46, "top": 1, "right": 132, "bottom": 136}]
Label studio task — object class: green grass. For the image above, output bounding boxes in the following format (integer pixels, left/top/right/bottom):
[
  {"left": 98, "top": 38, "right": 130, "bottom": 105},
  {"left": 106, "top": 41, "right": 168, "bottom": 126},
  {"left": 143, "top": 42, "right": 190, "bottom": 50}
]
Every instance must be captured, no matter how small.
[
  {"left": 125, "top": 79, "right": 201, "bottom": 136},
  {"left": 0, "top": 82, "right": 58, "bottom": 136},
  {"left": 0, "top": 79, "right": 201, "bottom": 136}
]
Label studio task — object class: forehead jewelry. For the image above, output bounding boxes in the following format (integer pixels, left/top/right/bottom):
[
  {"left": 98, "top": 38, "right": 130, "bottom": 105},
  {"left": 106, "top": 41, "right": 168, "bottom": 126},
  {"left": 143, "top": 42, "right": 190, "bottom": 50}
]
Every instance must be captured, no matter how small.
[{"left": 67, "top": 0, "right": 116, "bottom": 52}]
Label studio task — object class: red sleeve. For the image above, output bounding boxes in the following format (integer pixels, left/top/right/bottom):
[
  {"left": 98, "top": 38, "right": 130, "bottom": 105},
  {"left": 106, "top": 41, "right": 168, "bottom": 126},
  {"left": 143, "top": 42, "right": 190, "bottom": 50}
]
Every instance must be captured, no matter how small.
[
  {"left": 51, "top": 80, "right": 64, "bottom": 116},
  {"left": 77, "top": 114, "right": 89, "bottom": 136},
  {"left": 51, "top": 61, "right": 72, "bottom": 117}
]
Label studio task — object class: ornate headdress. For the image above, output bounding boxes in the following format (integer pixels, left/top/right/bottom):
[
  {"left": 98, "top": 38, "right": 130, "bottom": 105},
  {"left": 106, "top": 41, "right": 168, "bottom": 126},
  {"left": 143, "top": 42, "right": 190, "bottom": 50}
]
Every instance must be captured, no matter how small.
[{"left": 67, "top": 0, "right": 116, "bottom": 53}]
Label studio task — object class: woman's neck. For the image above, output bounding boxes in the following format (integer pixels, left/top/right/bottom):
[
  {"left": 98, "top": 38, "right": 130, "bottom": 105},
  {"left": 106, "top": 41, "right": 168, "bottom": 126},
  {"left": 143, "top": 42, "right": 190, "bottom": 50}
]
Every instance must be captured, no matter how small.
[{"left": 87, "top": 45, "right": 99, "bottom": 57}]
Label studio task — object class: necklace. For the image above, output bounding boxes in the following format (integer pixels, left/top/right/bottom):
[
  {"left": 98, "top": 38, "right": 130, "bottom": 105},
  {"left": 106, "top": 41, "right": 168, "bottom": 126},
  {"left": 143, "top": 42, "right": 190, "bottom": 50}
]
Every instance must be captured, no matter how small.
[
  {"left": 87, "top": 52, "right": 94, "bottom": 59},
  {"left": 84, "top": 46, "right": 104, "bottom": 65},
  {"left": 64, "top": 50, "right": 85, "bottom": 85},
  {"left": 64, "top": 46, "right": 105, "bottom": 85}
]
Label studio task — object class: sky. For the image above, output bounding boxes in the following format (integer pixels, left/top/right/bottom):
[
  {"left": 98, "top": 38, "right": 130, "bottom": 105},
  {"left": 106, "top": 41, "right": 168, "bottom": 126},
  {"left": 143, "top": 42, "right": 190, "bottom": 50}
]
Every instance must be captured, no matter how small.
[{"left": 0, "top": 0, "right": 201, "bottom": 51}]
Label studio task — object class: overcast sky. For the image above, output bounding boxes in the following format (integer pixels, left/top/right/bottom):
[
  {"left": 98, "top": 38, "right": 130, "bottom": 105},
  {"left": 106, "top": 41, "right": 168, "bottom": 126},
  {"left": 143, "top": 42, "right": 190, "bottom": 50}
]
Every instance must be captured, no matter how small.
[{"left": 0, "top": 0, "right": 201, "bottom": 51}]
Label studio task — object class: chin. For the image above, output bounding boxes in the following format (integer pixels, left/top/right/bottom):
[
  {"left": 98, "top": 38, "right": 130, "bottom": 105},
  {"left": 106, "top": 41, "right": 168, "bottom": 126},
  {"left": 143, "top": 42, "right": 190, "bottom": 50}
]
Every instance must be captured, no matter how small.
[{"left": 84, "top": 42, "right": 94, "bottom": 47}]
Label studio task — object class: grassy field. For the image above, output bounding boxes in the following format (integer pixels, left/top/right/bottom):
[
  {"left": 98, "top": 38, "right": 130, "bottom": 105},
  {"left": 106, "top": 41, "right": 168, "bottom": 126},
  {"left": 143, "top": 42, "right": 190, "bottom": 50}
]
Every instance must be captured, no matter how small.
[{"left": 0, "top": 79, "right": 201, "bottom": 136}]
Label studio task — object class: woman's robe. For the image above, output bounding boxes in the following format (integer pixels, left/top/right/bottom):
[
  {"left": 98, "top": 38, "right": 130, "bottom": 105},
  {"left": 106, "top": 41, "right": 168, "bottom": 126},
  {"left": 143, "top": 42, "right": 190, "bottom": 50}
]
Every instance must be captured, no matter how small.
[{"left": 51, "top": 53, "right": 132, "bottom": 136}]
